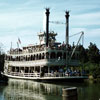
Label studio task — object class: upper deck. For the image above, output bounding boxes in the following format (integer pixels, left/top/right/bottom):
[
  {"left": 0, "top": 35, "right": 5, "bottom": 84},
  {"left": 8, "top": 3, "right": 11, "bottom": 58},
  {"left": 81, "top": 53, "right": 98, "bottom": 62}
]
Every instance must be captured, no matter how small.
[
  {"left": 8, "top": 44, "right": 66, "bottom": 55},
  {"left": 5, "top": 9, "right": 80, "bottom": 67},
  {"left": 5, "top": 44, "right": 79, "bottom": 67}
]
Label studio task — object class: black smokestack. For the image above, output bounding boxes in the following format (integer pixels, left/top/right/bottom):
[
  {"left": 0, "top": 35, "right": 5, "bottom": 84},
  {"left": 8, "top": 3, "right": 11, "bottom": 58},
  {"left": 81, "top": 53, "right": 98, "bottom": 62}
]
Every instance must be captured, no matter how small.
[
  {"left": 45, "top": 8, "right": 50, "bottom": 47},
  {"left": 65, "top": 11, "right": 70, "bottom": 48}
]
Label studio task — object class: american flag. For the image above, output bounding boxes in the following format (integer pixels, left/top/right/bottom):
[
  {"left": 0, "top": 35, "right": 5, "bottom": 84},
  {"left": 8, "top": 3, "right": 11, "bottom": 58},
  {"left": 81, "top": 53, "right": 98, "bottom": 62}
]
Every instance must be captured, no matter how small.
[{"left": 18, "top": 38, "right": 21, "bottom": 44}]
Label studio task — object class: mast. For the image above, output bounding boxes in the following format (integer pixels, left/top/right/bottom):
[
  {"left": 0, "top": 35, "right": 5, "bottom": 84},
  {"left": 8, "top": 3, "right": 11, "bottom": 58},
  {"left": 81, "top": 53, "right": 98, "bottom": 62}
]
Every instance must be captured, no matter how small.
[{"left": 45, "top": 8, "right": 50, "bottom": 47}]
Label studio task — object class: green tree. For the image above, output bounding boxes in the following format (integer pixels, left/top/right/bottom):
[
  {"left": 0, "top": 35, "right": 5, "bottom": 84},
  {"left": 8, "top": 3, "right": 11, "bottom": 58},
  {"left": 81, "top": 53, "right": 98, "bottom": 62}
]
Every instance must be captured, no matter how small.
[
  {"left": 77, "top": 44, "right": 88, "bottom": 63},
  {"left": 87, "top": 42, "right": 100, "bottom": 64},
  {"left": 0, "top": 43, "right": 5, "bottom": 72},
  {"left": 0, "top": 54, "right": 5, "bottom": 72}
]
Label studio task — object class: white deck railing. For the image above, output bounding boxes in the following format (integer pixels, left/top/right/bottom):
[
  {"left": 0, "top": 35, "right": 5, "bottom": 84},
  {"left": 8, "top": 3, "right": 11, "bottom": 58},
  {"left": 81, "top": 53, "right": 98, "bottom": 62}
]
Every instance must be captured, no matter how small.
[
  {"left": 8, "top": 72, "right": 40, "bottom": 77},
  {"left": 44, "top": 73, "right": 65, "bottom": 77},
  {"left": 7, "top": 72, "right": 66, "bottom": 78}
]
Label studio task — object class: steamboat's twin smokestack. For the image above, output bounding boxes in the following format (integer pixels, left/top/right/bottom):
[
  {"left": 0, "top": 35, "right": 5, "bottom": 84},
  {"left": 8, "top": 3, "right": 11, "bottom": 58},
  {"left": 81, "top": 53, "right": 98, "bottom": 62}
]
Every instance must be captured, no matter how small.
[
  {"left": 65, "top": 11, "right": 70, "bottom": 48},
  {"left": 45, "top": 8, "right": 50, "bottom": 47},
  {"left": 45, "top": 9, "right": 70, "bottom": 48}
]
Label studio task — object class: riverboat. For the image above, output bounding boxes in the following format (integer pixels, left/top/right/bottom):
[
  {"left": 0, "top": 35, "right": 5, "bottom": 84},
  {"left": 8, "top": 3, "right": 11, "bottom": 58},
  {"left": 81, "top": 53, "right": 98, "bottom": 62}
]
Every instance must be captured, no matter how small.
[{"left": 3, "top": 8, "right": 88, "bottom": 82}]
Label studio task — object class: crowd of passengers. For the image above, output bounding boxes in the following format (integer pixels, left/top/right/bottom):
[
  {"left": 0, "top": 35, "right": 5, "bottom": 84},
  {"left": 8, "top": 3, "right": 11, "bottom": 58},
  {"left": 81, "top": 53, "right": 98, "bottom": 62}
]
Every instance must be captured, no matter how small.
[{"left": 43, "top": 68, "right": 86, "bottom": 77}]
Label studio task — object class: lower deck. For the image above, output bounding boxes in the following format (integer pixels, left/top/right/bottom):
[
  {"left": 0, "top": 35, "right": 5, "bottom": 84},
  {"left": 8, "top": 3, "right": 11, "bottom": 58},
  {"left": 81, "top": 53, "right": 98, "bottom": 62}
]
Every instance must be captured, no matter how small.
[{"left": 3, "top": 73, "right": 88, "bottom": 83}]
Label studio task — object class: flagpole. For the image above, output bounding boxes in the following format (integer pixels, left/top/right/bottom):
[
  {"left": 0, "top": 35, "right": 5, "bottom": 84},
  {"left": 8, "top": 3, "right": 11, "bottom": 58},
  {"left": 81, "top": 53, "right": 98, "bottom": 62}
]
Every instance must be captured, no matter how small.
[
  {"left": 17, "top": 42, "right": 19, "bottom": 54},
  {"left": 18, "top": 37, "right": 22, "bottom": 49},
  {"left": 10, "top": 42, "right": 12, "bottom": 50}
]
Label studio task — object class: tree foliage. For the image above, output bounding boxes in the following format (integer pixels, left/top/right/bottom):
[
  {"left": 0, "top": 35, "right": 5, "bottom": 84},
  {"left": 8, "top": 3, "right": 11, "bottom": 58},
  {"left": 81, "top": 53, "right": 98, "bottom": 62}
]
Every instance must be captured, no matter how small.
[
  {"left": 77, "top": 45, "right": 88, "bottom": 63},
  {"left": 0, "top": 54, "right": 5, "bottom": 72},
  {"left": 76, "top": 42, "right": 100, "bottom": 78},
  {"left": 87, "top": 42, "right": 100, "bottom": 63}
]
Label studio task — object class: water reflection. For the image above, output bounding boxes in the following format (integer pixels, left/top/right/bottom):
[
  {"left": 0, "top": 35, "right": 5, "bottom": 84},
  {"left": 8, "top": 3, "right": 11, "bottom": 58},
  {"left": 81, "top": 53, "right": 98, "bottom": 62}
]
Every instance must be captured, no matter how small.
[
  {"left": 0, "top": 83, "right": 7, "bottom": 100},
  {"left": 3, "top": 79, "right": 63, "bottom": 100},
  {"left": 2, "top": 79, "right": 100, "bottom": 100}
]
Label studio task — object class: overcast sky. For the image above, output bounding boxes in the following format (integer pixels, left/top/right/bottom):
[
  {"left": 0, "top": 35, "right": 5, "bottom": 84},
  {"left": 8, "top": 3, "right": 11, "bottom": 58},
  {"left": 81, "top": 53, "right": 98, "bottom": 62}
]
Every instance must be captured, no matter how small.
[{"left": 0, "top": 0, "right": 100, "bottom": 51}]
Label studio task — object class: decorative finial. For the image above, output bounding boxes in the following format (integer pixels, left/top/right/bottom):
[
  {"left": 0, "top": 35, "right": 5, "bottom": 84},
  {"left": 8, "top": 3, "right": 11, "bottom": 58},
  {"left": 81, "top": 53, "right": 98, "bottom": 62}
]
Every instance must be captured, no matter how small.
[{"left": 65, "top": 10, "right": 70, "bottom": 18}]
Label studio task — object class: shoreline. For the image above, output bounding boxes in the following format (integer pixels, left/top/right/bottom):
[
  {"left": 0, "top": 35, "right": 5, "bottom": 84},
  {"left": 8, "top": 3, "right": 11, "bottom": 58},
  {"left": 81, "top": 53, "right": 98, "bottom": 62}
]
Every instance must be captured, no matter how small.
[
  {"left": 0, "top": 73, "right": 8, "bottom": 83},
  {"left": 87, "top": 75, "right": 100, "bottom": 83}
]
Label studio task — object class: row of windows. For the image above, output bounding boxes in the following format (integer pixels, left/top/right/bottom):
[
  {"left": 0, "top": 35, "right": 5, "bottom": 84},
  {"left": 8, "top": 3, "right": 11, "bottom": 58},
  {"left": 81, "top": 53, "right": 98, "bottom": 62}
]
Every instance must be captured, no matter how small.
[{"left": 5, "top": 52, "right": 66, "bottom": 61}]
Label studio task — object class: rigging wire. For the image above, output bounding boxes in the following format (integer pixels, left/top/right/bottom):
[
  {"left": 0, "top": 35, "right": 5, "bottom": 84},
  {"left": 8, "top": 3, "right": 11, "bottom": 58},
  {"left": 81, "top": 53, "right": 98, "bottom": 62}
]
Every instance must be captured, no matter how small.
[
  {"left": 69, "top": 31, "right": 84, "bottom": 46},
  {"left": 49, "top": 21, "right": 65, "bottom": 25},
  {"left": 49, "top": 20, "right": 84, "bottom": 46},
  {"left": 69, "top": 31, "right": 83, "bottom": 37}
]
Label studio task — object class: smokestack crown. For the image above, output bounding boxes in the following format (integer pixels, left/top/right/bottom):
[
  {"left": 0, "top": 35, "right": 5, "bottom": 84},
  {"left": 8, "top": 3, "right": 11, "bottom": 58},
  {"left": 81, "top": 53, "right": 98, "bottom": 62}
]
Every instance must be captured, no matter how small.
[
  {"left": 65, "top": 11, "right": 70, "bottom": 18},
  {"left": 45, "top": 8, "right": 50, "bottom": 15}
]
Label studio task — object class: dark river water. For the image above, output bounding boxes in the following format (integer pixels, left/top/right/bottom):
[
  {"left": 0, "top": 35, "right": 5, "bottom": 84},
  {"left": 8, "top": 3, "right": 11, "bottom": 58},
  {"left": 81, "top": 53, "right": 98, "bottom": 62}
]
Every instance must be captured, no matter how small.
[{"left": 0, "top": 79, "right": 100, "bottom": 100}]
